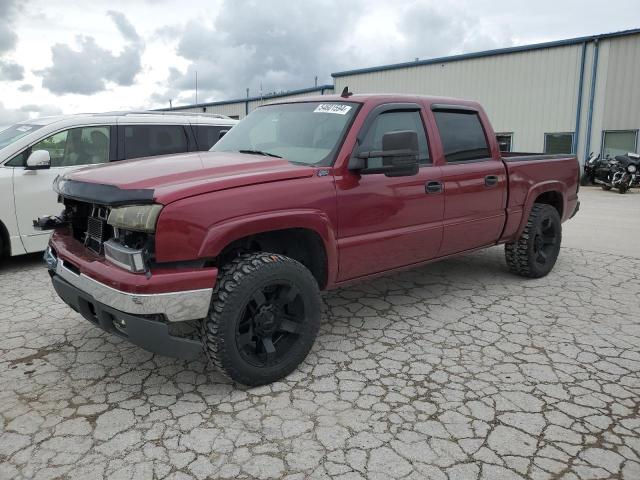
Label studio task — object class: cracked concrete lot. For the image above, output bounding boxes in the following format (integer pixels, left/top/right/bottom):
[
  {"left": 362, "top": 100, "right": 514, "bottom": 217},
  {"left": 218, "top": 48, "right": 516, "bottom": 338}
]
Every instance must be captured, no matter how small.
[{"left": 1, "top": 187, "right": 639, "bottom": 480}]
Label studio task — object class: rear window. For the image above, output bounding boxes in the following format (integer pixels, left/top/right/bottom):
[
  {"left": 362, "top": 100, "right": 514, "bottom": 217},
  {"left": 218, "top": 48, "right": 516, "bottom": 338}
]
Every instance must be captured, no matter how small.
[
  {"left": 195, "top": 125, "right": 225, "bottom": 150},
  {"left": 123, "top": 125, "right": 189, "bottom": 159},
  {"left": 433, "top": 111, "right": 491, "bottom": 162}
]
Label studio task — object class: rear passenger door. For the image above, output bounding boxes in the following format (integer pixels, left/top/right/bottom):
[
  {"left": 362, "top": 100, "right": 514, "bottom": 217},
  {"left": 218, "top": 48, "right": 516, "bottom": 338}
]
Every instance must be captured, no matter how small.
[
  {"left": 117, "top": 124, "right": 193, "bottom": 160},
  {"left": 432, "top": 106, "right": 506, "bottom": 256}
]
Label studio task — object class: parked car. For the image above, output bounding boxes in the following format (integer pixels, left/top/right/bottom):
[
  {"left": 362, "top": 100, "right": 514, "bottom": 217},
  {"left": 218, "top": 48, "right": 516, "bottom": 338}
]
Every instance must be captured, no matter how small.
[
  {"left": 0, "top": 111, "right": 237, "bottom": 259},
  {"left": 41, "top": 94, "right": 579, "bottom": 386}
]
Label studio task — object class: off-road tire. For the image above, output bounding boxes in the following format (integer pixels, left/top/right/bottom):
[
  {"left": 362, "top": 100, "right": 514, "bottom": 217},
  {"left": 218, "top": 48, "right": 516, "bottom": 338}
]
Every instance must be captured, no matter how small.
[
  {"left": 618, "top": 186, "right": 629, "bottom": 194},
  {"left": 201, "top": 252, "right": 321, "bottom": 386},
  {"left": 505, "top": 203, "right": 562, "bottom": 278},
  {"left": 601, "top": 185, "right": 612, "bottom": 191}
]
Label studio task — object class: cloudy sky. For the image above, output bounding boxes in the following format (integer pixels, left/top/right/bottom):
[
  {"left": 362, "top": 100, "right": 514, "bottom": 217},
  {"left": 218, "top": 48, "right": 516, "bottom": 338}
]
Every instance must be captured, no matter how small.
[{"left": 1, "top": 0, "right": 639, "bottom": 124}]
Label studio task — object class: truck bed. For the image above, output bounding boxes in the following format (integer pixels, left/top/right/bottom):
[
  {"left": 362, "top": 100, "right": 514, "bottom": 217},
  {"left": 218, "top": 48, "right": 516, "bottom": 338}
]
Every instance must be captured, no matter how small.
[{"left": 498, "top": 153, "right": 580, "bottom": 241}]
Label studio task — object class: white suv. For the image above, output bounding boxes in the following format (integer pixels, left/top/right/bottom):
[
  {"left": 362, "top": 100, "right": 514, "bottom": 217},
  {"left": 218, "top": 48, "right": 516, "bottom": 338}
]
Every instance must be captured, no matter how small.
[{"left": 0, "top": 112, "right": 238, "bottom": 259}]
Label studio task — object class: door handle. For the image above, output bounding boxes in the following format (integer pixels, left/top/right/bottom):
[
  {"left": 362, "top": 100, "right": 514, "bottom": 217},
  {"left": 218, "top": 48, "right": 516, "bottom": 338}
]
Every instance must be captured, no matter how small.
[
  {"left": 485, "top": 175, "right": 499, "bottom": 187},
  {"left": 425, "top": 181, "right": 443, "bottom": 194}
]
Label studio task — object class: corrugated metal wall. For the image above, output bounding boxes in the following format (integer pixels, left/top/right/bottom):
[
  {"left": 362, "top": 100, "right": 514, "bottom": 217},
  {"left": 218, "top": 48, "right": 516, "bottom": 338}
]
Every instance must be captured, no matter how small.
[
  {"left": 334, "top": 45, "right": 584, "bottom": 153},
  {"left": 601, "top": 36, "right": 640, "bottom": 131},
  {"left": 334, "top": 33, "right": 640, "bottom": 159}
]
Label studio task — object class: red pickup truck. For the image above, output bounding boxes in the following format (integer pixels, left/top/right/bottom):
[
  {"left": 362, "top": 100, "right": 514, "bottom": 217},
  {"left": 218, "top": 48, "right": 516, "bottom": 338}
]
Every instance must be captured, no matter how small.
[{"left": 43, "top": 94, "right": 579, "bottom": 386}]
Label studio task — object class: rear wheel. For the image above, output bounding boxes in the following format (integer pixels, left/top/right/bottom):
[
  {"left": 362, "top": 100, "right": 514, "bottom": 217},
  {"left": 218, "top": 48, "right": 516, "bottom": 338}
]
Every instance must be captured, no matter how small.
[
  {"left": 505, "top": 204, "right": 562, "bottom": 278},
  {"left": 202, "top": 252, "right": 321, "bottom": 386},
  {"left": 601, "top": 185, "right": 612, "bottom": 191}
]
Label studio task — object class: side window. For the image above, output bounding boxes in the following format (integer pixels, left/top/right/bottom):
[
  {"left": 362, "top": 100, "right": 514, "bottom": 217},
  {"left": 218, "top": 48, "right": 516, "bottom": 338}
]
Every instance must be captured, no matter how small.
[
  {"left": 360, "top": 111, "right": 430, "bottom": 167},
  {"left": 124, "top": 125, "right": 189, "bottom": 159},
  {"left": 18, "top": 126, "right": 110, "bottom": 168},
  {"left": 195, "top": 126, "right": 223, "bottom": 150},
  {"left": 5, "top": 151, "right": 27, "bottom": 167},
  {"left": 31, "top": 130, "right": 68, "bottom": 166},
  {"left": 433, "top": 111, "right": 491, "bottom": 162}
]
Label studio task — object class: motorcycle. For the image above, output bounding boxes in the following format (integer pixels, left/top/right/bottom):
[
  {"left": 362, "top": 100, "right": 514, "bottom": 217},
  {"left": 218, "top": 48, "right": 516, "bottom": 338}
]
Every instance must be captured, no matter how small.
[
  {"left": 581, "top": 152, "right": 601, "bottom": 186},
  {"left": 593, "top": 152, "right": 640, "bottom": 194}
]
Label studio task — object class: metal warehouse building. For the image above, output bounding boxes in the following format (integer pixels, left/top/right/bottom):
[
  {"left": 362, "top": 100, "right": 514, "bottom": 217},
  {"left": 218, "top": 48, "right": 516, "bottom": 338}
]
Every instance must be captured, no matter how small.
[{"left": 166, "top": 28, "right": 640, "bottom": 162}]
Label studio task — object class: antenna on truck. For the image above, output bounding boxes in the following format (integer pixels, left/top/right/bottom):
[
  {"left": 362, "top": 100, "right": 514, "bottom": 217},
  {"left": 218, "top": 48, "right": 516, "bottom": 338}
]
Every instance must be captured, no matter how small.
[{"left": 340, "top": 86, "right": 353, "bottom": 98}]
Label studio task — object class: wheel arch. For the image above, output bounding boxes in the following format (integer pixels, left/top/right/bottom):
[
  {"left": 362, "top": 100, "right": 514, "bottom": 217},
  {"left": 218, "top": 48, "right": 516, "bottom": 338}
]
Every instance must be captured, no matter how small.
[
  {"left": 0, "top": 219, "right": 10, "bottom": 257},
  {"left": 514, "top": 182, "right": 566, "bottom": 239},
  {"left": 198, "top": 210, "right": 338, "bottom": 289}
]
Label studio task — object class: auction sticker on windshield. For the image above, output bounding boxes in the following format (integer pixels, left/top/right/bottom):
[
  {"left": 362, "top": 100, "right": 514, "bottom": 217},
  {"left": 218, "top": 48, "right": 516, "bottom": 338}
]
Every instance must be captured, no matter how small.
[{"left": 314, "top": 104, "right": 352, "bottom": 115}]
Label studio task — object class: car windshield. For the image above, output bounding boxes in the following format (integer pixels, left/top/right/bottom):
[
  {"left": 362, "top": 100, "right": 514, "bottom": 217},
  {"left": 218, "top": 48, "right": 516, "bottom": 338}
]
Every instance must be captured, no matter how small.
[
  {"left": 211, "top": 101, "right": 358, "bottom": 165},
  {"left": 0, "top": 124, "right": 44, "bottom": 149}
]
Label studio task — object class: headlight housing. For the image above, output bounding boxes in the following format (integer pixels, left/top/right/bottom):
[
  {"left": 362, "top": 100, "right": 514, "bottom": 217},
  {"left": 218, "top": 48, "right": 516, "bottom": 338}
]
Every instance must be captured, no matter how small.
[
  {"left": 107, "top": 204, "right": 163, "bottom": 233},
  {"left": 628, "top": 165, "right": 637, "bottom": 173}
]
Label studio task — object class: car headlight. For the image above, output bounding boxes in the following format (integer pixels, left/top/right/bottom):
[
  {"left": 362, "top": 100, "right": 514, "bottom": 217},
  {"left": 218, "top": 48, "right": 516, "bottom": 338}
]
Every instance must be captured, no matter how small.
[
  {"left": 628, "top": 165, "right": 637, "bottom": 173},
  {"left": 107, "top": 204, "right": 163, "bottom": 233}
]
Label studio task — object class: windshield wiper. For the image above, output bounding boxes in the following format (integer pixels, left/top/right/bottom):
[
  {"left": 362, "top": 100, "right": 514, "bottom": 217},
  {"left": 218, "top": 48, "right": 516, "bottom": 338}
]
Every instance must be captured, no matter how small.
[{"left": 238, "top": 149, "right": 282, "bottom": 158}]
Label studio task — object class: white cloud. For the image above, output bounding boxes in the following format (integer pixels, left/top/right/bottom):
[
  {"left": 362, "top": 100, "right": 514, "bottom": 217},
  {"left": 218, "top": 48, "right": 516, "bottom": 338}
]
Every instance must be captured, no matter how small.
[{"left": 36, "top": 11, "right": 144, "bottom": 95}]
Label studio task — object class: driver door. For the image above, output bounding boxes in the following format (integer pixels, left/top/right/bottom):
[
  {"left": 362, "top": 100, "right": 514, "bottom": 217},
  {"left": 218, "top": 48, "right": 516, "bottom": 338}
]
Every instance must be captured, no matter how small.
[
  {"left": 13, "top": 125, "right": 112, "bottom": 252},
  {"left": 336, "top": 106, "right": 444, "bottom": 281}
]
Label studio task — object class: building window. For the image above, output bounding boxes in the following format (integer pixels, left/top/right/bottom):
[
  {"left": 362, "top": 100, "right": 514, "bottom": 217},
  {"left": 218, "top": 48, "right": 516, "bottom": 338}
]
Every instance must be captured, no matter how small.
[
  {"left": 544, "top": 133, "right": 573, "bottom": 154},
  {"left": 496, "top": 133, "right": 512, "bottom": 152},
  {"left": 602, "top": 130, "right": 638, "bottom": 159}
]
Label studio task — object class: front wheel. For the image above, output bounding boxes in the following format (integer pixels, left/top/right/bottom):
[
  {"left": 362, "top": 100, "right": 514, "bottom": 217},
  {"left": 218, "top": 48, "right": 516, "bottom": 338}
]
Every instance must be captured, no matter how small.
[
  {"left": 202, "top": 252, "right": 321, "bottom": 386},
  {"left": 505, "top": 204, "right": 562, "bottom": 278},
  {"left": 618, "top": 185, "right": 629, "bottom": 194}
]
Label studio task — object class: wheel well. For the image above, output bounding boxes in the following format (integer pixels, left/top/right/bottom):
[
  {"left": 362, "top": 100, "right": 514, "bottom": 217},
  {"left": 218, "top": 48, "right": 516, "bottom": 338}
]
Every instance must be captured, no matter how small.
[
  {"left": 217, "top": 228, "right": 328, "bottom": 289},
  {"left": 534, "top": 191, "right": 563, "bottom": 217},
  {"left": 0, "top": 220, "right": 10, "bottom": 257}
]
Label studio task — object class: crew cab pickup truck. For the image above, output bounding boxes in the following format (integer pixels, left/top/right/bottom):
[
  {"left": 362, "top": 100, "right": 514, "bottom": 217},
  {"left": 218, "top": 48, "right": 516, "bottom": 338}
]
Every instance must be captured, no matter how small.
[{"left": 43, "top": 94, "right": 580, "bottom": 386}]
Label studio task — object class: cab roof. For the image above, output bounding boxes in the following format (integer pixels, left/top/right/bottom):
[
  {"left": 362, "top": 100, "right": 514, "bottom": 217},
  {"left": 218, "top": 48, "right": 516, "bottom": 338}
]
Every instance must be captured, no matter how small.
[{"left": 264, "top": 93, "right": 482, "bottom": 110}]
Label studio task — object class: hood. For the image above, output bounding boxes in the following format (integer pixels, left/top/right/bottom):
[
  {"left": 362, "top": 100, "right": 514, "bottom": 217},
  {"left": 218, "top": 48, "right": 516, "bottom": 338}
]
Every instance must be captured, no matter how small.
[{"left": 63, "top": 151, "right": 316, "bottom": 205}]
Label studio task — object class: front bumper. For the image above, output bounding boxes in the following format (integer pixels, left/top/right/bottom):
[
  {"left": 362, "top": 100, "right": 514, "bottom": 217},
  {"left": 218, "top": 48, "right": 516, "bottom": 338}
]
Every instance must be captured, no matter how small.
[
  {"left": 51, "top": 271, "right": 203, "bottom": 360},
  {"left": 49, "top": 252, "right": 213, "bottom": 322}
]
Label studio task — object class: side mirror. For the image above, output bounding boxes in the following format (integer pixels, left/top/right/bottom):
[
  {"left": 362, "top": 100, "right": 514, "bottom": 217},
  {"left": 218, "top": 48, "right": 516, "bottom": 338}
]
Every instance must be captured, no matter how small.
[
  {"left": 25, "top": 150, "right": 51, "bottom": 170},
  {"left": 218, "top": 129, "right": 229, "bottom": 140},
  {"left": 350, "top": 130, "right": 419, "bottom": 177}
]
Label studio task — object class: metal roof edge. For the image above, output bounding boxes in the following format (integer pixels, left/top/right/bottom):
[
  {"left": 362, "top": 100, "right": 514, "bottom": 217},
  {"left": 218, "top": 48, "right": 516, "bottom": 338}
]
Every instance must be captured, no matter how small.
[
  {"left": 331, "top": 27, "right": 640, "bottom": 78},
  {"left": 158, "top": 84, "right": 335, "bottom": 111}
]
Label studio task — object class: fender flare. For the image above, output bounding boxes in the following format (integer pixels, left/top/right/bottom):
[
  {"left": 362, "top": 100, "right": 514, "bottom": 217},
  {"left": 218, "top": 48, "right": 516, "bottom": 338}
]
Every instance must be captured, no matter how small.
[
  {"left": 515, "top": 181, "right": 566, "bottom": 238},
  {"left": 198, "top": 209, "right": 339, "bottom": 286}
]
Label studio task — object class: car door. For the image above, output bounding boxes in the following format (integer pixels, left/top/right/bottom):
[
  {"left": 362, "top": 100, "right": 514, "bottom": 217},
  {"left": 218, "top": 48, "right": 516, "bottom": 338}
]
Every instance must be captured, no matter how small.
[
  {"left": 431, "top": 106, "right": 507, "bottom": 256},
  {"left": 336, "top": 104, "right": 444, "bottom": 281},
  {"left": 13, "top": 125, "right": 112, "bottom": 252}
]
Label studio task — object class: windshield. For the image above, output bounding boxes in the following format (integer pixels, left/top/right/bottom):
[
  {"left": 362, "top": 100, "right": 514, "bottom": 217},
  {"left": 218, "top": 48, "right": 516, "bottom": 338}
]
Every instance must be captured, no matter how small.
[
  {"left": 211, "top": 101, "right": 358, "bottom": 165},
  {"left": 0, "top": 124, "right": 44, "bottom": 149}
]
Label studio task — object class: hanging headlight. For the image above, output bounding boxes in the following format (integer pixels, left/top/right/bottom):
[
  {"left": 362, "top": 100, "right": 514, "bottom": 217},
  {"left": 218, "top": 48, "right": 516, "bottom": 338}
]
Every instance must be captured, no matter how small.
[
  {"left": 628, "top": 165, "right": 637, "bottom": 173},
  {"left": 107, "top": 204, "right": 163, "bottom": 233}
]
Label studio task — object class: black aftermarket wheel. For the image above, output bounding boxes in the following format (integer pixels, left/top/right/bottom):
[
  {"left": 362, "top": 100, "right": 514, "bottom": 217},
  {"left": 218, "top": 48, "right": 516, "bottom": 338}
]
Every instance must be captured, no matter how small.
[
  {"left": 202, "top": 252, "right": 321, "bottom": 386},
  {"left": 505, "top": 203, "right": 562, "bottom": 278}
]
